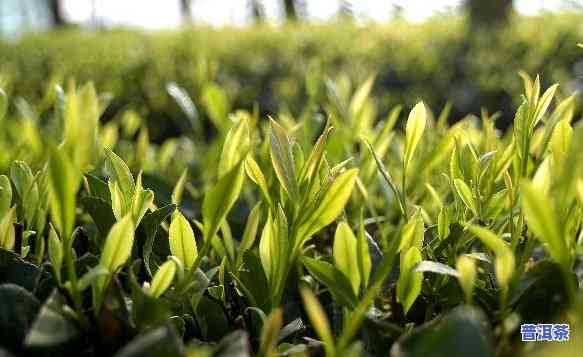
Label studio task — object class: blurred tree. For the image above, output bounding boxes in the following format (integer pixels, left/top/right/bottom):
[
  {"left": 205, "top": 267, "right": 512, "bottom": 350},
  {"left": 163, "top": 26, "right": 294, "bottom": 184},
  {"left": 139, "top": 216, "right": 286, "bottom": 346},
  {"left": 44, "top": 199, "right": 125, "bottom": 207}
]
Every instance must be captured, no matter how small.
[
  {"left": 466, "top": 0, "right": 514, "bottom": 28},
  {"left": 180, "top": 0, "right": 193, "bottom": 25},
  {"left": 250, "top": 0, "right": 265, "bottom": 23},
  {"left": 283, "top": 0, "right": 297, "bottom": 21},
  {"left": 338, "top": 0, "right": 353, "bottom": 20},
  {"left": 48, "top": 0, "right": 67, "bottom": 27}
]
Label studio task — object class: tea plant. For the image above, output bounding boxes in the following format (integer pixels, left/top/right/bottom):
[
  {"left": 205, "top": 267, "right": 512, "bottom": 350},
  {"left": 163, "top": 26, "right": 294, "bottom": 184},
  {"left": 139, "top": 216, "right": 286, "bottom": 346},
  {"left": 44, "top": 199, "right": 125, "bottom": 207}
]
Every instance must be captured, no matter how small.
[{"left": 0, "top": 65, "right": 582, "bottom": 357}]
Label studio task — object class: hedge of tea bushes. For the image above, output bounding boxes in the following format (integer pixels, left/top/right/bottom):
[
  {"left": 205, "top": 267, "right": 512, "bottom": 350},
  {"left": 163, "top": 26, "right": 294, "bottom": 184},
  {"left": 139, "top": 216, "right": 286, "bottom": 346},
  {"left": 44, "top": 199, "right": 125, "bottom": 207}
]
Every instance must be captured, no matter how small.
[
  {"left": 0, "top": 14, "right": 582, "bottom": 141},
  {"left": 0, "top": 63, "right": 583, "bottom": 356}
]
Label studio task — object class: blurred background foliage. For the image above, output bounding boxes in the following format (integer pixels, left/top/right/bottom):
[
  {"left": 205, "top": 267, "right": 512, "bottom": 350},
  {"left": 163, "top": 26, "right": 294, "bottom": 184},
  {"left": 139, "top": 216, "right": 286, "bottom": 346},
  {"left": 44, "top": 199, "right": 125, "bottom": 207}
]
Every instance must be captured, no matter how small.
[{"left": 0, "top": 4, "right": 582, "bottom": 141}]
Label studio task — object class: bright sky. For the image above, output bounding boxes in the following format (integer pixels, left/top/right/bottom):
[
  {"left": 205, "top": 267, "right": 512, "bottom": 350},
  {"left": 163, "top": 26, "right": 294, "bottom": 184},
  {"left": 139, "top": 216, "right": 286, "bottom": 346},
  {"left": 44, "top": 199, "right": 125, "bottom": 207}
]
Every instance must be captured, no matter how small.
[{"left": 59, "top": 0, "right": 577, "bottom": 29}]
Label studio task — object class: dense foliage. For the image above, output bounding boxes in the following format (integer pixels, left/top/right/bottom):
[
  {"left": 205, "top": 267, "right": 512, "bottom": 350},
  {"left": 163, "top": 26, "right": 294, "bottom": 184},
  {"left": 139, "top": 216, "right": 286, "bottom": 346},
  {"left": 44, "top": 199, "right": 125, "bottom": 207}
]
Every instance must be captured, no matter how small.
[
  {"left": 1, "top": 42, "right": 583, "bottom": 357},
  {"left": 1, "top": 15, "right": 582, "bottom": 140}
]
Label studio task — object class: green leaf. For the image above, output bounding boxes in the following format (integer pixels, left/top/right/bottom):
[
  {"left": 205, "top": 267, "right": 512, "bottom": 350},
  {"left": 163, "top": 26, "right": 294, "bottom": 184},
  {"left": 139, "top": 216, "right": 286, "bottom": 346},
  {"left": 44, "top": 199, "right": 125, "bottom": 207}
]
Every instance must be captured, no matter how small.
[
  {"left": 465, "top": 224, "right": 510, "bottom": 257},
  {"left": 0, "top": 207, "right": 16, "bottom": 250},
  {"left": 412, "top": 260, "right": 459, "bottom": 277},
  {"left": 201, "top": 83, "right": 230, "bottom": 131},
  {"left": 202, "top": 161, "right": 245, "bottom": 242},
  {"left": 131, "top": 173, "right": 154, "bottom": 226},
  {"left": 367, "top": 142, "right": 406, "bottom": 216},
  {"left": 269, "top": 118, "right": 299, "bottom": 201},
  {"left": 147, "top": 260, "right": 176, "bottom": 298},
  {"left": 397, "top": 247, "right": 423, "bottom": 314},
  {"left": 302, "top": 257, "right": 358, "bottom": 309},
  {"left": 219, "top": 116, "right": 250, "bottom": 177},
  {"left": 456, "top": 256, "right": 476, "bottom": 303},
  {"left": 24, "top": 290, "right": 79, "bottom": 348},
  {"left": 48, "top": 147, "right": 80, "bottom": 240},
  {"left": 296, "top": 168, "right": 358, "bottom": 241},
  {"left": 169, "top": 210, "right": 198, "bottom": 270},
  {"left": 239, "top": 202, "right": 262, "bottom": 253},
  {"left": 47, "top": 224, "right": 63, "bottom": 283},
  {"left": 0, "top": 88, "right": 7, "bottom": 120},
  {"left": 104, "top": 148, "right": 135, "bottom": 204},
  {"left": 403, "top": 102, "right": 427, "bottom": 172},
  {"left": 113, "top": 325, "right": 184, "bottom": 357},
  {"left": 100, "top": 215, "right": 135, "bottom": 272},
  {"left": 357, "top": 214, "right": 372, "bottom": 289},
  {"left": 171, "top": 168, "right": 188, "bottom": 206},
  {"left": 453, "top": 178, "right": 478, "bottom": 216},
  {"left": 85, "top": 174, "right": 111, "bottom": 203},
  {"left": 333, "top": 222, "right": 360, "bottom": 294},
  {"left": 520, "top": 182, "right": 567, "bottom": 267},
  {"left": 0, "top": 284, "right": 41, "bottom": 351},
  {"left": 142, "top": 204, "right": 176, "bottom": 277},
  {"left": 391, "top": 306, "right": 494, "bottom": 357},
  {"left": 437, "top": 207, "right": 450, "bottom": 240},
  {"left": 300, "top": 288, "right": 335, "bottom": 356},
  {"left": 531, "top": 83, "right": 559, "bottom": 131},
  {"left": 0, "top": 175, "right": 12, "bottom": 216},
  {"left": 259, "top": 208, "right": 289, "bottom": 295},
  {"left": 245, "top": 156, "right": 273, "bottom": 207},
  {"left": 399, "top": 212, "right": 424, "bottom": 253},
  {"left": 299, "top": 125, "right": 332, "bottom": 185},
  {"left": 257, "top": 308, "right": 283, "bottom": 357},
  {"left": 81, "top": 196, "right": 116, "bottom": 238}
]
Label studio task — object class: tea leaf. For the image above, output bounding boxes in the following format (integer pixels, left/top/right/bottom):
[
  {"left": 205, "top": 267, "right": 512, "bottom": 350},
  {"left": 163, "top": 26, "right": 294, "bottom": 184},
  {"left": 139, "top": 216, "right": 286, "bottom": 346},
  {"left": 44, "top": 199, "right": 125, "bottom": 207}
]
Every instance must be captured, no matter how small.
[
  {"left": 300, "top": 288, "right": 335, "bottom": 356},
  {"left": 412, "top": 260, "right": 458, "bottom": 277},
  {"left": 105, "top": 148, "right": 135, "bottom": 202},
  {"left": 456, "top": 256, "right": 476, "bottom": 303},
  {"left": 269, "top": 118, "right": 299, "bottom": 201},
  {"left": 0, "top": 207, "right": 16, "bottom": 250},
  {"left": 397, "top": 246, "right": 423, "bottom": 314},
  {"left": 357, "top": 214, "right": 372, "bottom": 289},
  {"left": 171, "top": 168, "right": 188, "bottom": 206},
  {"left": 169, "top": 210, "right": 198, "bottom": 269},
  {"left": 454, "top": 178, "right": 478, "bottom": 216},
  {"left": 257, "top": 308, "right": 283, "bottom": 357},
  {"left": 0, "top": 175, "right": 12, "bottom": 216},
  {"left": 245, "top": 156, "right": 273, "bottom": 207},
  {"left": 100, "top": 215, "right": 135, "bottom": 272},
  {"left": 302, "top": 257, "right": 357, "bottom": 309},
  {"left": 333, "top": 222, "right": 360, "bottom": 294},
  {"left": 48, "top": 147, "right": 80, "bottom": 240},
  {"left": 0, "top": 88, "right": 7, "bottom": 120},
  {"left": 47, "top": 225, "right": 63, "bottom": 283},
  {"left": 202, "top": 160, "right": 245, "bottom": 241},
  {"left": 148, "top": 260, "right": 177, "bottom": 298},
  {"left": 404, "top": 102, "right": 426, "bottom": 171},
  {"left": 520, "top": 182, "right": 566, "bottom": 266},
  {"left": 296, "top": 168, "right": 358, "bottom": 241}
]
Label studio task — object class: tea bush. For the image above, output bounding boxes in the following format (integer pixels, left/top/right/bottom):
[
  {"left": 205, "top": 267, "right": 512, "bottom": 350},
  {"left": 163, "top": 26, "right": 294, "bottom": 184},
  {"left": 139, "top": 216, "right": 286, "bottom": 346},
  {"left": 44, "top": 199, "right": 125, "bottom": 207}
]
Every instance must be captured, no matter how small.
[
  {"left": 1, "top": 15, "right": 582, "bottom": 140},
  {"left": 0, "top": 53, "right": 583, "bottom": 356}
]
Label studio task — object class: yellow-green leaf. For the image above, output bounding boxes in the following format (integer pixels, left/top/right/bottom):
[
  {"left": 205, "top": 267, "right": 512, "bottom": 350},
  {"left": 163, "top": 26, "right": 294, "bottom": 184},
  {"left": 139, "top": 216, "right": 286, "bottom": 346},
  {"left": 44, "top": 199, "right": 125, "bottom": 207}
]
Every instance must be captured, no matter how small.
[
  {"left": 48, "top": 147, "right": 81, "bottom": 240},
  {"left": 403, "top": 102, "right": 426, "bottom": 171},
  {"left": 0, "top": 207, "right": 16, "bottom": 250},
  {"left": 397, "top": 246, "right": 423, "bottom": 314},
  {"left": 333, "top": 222, "right": 360, "bottom": 294},
  {"left": 456, "top": 255, "right": 476, "bottom": 303},
  {"left": 148, "top": 260, "right": 176, "bottom": 298},
  {"left": 0, "top": 175, "right": 12, "bottom": 216},
  {"left": 202, "top": 161, "right": 245, "bottom": 241},
  {"left": 300, "top": 288, "right": 335, "bottom": 356},
  {"left": 297, "top": 168, "right": 358, "bottom": 241},
  {"left": 269, "top": 118, "right": 299, "bottom": 201},
  {"left": 454, "top": 178, "right": 478, "bottom": 216},
  {"left": 169, "top": 210, "right": 198, "bottom": 269},
  {"left": 100, "top": 215, "right": 135, "bottom": 272},
  {"left": 520, "top": 182, "right": 567, "bottom": 267}
]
